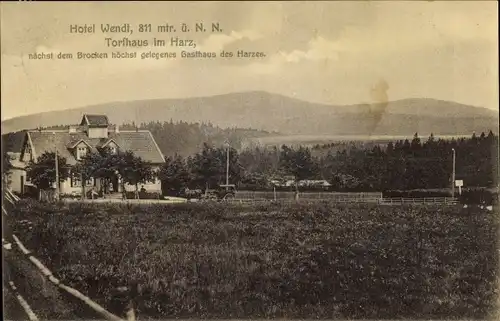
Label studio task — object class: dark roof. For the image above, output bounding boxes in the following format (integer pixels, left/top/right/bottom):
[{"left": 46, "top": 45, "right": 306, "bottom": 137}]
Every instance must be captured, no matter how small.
[
  {"left": 80, "top": 115, "right": 109, "bottom": 127},
  {"left": 2, "top": 131, "right": 26, "bottom": 153},
  {"left": 25, "top": 130, "right": 165, "bottom": 165}
]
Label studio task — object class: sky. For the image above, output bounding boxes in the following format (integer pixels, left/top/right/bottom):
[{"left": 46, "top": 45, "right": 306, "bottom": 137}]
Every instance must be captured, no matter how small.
[{"left": 1, "top": 1, "right": 498, "bottom": 121}]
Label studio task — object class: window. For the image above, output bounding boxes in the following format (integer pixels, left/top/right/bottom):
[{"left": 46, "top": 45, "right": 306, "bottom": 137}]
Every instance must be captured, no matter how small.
[
  {"left": 108, "top": 142, "right": 117, "bottom": 154},
  {"left": 23, "top": 144, "right": 33, "bottom": 162},
  {"left": 76, "top": 146, "right": 87, "bottom": 160},
  {"left": 71, "top": 173, "right": 92, "bottom": 187},
  {"left": 71, "top": 174, "right": 82, "bottom": 187}
]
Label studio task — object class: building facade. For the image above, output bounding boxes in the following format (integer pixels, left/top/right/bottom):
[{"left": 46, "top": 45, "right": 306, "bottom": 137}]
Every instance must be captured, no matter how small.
[
  {"left": 18, "top": 114, "right": 165, "bottom": 196},
  {"left": 5, "top": 152, "right": 25, "bottom": 194}
]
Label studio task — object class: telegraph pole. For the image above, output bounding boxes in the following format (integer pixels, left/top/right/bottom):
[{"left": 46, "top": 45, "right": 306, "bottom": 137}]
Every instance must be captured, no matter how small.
[
  {"left": 225, "top": 141, "right": 230, "bottom": 190},
  {"left": 54, "top": 132, "right": 60, "bottom": 201},
  {"left": 451, "top": 148, "right": 456, "bottom": 198}
]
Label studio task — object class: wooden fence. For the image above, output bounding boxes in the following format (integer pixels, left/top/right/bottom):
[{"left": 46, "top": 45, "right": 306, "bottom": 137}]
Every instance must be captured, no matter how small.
[
  {"left": 229, "top": 192, "right": 458, "bottom": 206},
  {"left": 4, "top": 192, "right": 133, "bottom": 321},
  {"left": 378, "top": 197, "right": 458, "bottom": 205},
  {"left": 234, "top": 191, "right": 383, "bottom": 201}
]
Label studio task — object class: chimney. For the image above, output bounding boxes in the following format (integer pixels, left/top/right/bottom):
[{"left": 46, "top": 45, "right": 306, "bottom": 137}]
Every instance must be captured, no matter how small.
[{"left": 115, "top": 124, "right": 120, "bottom": 133}]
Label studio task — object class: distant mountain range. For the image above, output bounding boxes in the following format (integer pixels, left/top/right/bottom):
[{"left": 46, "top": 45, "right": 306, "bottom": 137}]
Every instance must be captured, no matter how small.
[{"left": 2, "top": 91, "right": 498, "bottom": 136}]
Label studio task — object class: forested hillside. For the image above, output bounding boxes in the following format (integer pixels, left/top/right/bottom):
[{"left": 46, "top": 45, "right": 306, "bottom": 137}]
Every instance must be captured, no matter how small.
[{"left": 121, "top": 121, "right": 271, "bottom": 157}]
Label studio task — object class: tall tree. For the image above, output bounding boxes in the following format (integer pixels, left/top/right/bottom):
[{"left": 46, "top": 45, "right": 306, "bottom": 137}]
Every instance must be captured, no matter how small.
[
  {"left": 158, "top": 155, "right": 190, "bottom": 196},
  {"left": 118, "top": 151, "right": 155, "bottom": 199},
  {"left": 72, "top": 150, "right": 116, "bottom": 199},
  {"left": 189, "top": 143, "right": 223, "bottom": 191},
  {"left": 26, "top": 151, "right": 70, "bottom": 201},
  {"left": 214, "top": 145, "right": 241, "bottom": 185},
  {"left": 90, "top": 149, "right": 120, "bottom": 195},
  {"left": 411, "top": 132, "right": 422, "bottom": 155},
  {"left": 279, "top": 146, "right": 317, "bottom": 195}
]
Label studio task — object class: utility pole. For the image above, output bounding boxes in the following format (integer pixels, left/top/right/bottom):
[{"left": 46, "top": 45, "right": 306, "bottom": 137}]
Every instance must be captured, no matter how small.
[
  {"left": 54, "top": 132, "right": 60, "bottom": 201},
  {"left": 451, "top": 148, "right": 456, "bottom": 199},
  {"left": 225, "top": 141, "right": 230, "bottom": 190}
]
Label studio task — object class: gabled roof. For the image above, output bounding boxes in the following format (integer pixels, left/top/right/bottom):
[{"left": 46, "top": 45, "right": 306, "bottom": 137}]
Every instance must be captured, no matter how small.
[
  {"left": 68, "top": 139, "right": 93, "bottom": 149},
  {"left": 2, "top": 131, "right": 26, "bottom": 153},
  {"left": 80, "top": 114, "right": 109, "bottom": 127},
  {"left": 24, "top": 130, "right": 165, "bottom": 165},
  {"left": 99, "top": 138, "right": 120, "bottom": 149}
]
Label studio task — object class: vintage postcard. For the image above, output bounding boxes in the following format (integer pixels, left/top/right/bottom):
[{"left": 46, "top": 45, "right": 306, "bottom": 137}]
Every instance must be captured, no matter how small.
[{"left": 1, "top": 1, "right": 499, "bottom": 320}]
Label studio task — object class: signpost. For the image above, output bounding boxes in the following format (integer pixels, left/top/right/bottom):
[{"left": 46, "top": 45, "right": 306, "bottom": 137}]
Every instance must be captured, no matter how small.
[
  {"left": 225, "top": 141, "right": 230, "bottom": 191},
  {"left": 455, "top": 180, "right": 463, "bottom": 195},
  {"left": 451, "top": 148, "right": 456, "bottom": 198}
]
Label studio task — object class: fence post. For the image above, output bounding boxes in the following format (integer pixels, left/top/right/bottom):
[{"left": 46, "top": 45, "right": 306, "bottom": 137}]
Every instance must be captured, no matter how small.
[
  {"left": 125, "top": 282, "right": 138, "bottom": 321},
  {"left": 126, "top": 301, "right": 136, "bottom": 321}
]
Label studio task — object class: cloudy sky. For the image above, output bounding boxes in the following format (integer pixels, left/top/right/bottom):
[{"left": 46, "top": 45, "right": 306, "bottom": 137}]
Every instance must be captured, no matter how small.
[{"left": 1, "top": 1, "right": 498, "bottom": 121}]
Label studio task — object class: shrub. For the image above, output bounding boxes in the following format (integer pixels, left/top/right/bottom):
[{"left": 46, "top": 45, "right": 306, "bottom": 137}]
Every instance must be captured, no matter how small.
[{"left": 124, "top": 191, "right": 161, "bottom": 200}]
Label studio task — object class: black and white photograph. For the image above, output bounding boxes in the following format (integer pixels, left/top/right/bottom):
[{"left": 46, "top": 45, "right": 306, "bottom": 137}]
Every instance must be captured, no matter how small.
[{"left": 1, "top": 1, "right": 499, "bottom": 320}]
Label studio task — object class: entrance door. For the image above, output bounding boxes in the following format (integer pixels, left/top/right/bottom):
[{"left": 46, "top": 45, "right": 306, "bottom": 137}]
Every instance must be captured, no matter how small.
[{"left": 111, "top": 175, "right": 119, "bottom": 192}]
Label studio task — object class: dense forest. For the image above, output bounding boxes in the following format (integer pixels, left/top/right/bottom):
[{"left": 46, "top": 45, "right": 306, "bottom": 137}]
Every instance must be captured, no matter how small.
[
  {"left": 160, "top": 132, "right": 498, "bottom": 193},
  {"left": 120, "top": 121, "right": 271, "bottom": 157}
]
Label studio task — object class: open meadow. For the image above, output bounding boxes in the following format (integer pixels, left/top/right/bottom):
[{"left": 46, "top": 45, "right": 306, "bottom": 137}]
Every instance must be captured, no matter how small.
[
  {"left": 244, "top": 134, "right": 473, "bottom": 148},
  {"left": 9, "top": 200, "right": 500, "bottom": 319}
]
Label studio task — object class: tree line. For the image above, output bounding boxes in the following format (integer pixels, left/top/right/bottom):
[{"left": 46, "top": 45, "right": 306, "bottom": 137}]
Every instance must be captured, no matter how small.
[
  {"left": 19, "top": 148, "right": 155, "bottom": 200},
  {"left": 160, "top": 132, "right": 498, "bottom": 194},
  {"left": 121, "top": 120, "right": 270, "bottom": 157},
  {"left": 2, "top": 131, "right": 498, "bottom": 200}
]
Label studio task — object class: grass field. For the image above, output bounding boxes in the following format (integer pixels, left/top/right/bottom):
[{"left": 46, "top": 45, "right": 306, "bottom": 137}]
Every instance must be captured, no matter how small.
[
  {"left": 244, "top": 134, "right": 473, "bottom": 147},
  {"left": 10, "top": 200, "right": 499, "bottom": 319}
]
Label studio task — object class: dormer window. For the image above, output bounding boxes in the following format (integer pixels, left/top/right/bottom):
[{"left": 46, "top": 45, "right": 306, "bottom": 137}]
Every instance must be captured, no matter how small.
[
  {"left": 104, "top": 140, "right": 119, "bottom": 155},
  {"left": 76, "top": 146, "right": 88, "bottom": 160}
]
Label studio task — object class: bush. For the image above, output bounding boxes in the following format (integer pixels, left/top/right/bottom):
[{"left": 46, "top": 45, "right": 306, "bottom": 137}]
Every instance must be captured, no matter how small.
[
  {"left": 124, "top": 191, "right": 161, "bottom": 199},
  {"left": 60, "top": 193, "right": 81, "bottom": 199},
  {"left": 458, "top": 188, "right": 499, "bottom": 205}
]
